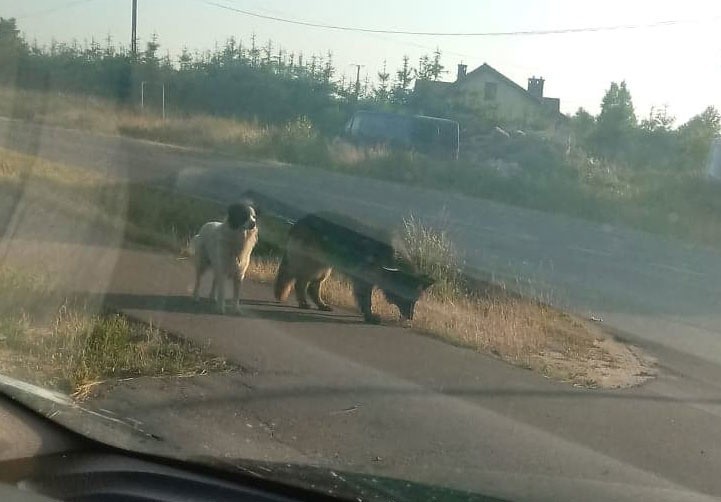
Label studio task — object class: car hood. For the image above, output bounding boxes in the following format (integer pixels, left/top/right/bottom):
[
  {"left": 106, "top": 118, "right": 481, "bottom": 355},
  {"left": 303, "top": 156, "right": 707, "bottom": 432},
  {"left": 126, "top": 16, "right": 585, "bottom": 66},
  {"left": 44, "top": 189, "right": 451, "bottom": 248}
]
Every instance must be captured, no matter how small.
[{"left": 0, "top": 374, "right": 715, "bottom": 502}]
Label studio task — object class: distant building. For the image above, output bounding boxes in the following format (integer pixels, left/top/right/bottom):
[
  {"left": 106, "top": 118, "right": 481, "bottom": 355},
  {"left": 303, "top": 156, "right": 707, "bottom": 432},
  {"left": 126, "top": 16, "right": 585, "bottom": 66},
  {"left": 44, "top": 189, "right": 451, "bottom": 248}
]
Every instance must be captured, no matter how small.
[{"left": 415, "top": 62, "right": 564, "bottom": 124}]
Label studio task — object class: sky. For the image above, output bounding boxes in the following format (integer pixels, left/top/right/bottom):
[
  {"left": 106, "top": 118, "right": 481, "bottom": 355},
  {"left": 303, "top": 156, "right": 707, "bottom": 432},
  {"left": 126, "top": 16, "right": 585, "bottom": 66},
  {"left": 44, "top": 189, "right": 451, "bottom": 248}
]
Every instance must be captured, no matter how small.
[{"left": 2, "top": 0, "right": 721, "bottom": 123}]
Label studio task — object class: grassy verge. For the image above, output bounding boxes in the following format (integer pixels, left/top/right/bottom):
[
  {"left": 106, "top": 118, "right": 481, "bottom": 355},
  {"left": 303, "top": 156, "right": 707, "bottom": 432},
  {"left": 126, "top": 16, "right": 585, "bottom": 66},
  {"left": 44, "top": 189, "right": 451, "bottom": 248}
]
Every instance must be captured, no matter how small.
[
  {"left": 0, "top": 149, "right": 235, "bottom": 399},
  {"left": 0, "top": 266, "right": 233, "bottom": 400},
  {"left": 246, "top": 216, "right": 651, "bottom": 388},
  {"left": 0, "top": 146, "right": 653, "bottom": 389}
]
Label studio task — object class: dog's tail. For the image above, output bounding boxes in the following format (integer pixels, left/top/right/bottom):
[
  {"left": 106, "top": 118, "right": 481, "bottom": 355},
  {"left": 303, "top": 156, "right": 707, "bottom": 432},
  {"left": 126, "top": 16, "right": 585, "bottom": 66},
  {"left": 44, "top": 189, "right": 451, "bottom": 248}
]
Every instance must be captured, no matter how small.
[
  {"left": 274, "top": 252, "right": 295, "bottom": 302},
  {"left": 179, "top": 235, "right": 200, "bottom": 259}
]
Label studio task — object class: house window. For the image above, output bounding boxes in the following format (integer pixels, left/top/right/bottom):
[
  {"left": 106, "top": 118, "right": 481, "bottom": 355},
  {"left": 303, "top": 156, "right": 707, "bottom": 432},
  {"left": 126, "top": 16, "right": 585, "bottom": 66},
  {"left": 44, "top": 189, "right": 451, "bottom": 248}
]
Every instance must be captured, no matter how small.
[{"left": 484, "top": 82, "right": 497, "bottom": 101}]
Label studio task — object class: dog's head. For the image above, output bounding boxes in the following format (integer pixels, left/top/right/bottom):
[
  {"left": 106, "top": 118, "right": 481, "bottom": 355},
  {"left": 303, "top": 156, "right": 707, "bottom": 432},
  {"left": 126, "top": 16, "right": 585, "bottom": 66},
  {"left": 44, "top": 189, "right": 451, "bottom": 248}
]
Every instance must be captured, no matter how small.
[
  {"left": 226, "top": 202, "right": 257, "bottom": 232},
  {"left": 379, "top": 267, "right": 435, "bottom": 321}
]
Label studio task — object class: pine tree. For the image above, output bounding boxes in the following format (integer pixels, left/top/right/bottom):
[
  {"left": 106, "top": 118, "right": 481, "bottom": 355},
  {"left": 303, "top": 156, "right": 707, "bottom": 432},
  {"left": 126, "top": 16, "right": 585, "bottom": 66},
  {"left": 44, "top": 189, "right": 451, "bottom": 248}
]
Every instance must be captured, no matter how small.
[
  {"left": 249, "top": 33, "right": 259, "bottom": 67},
  {"left": 322, "top": 50, "right": 334, "bottom": 83},
  {"left": 429, "top": 48, "right": 444, "bottom": 81},
  {"left": 392, "top": 55, "right": 414, "bottom": 104},
  {"left": 374, "top": 60, "right": 390, "bottom": 102},
  {"left": 416, "top": 54, "right": 431, "bottom": 81},
  {"left": 592, "top": 80, "right": 637, "bottom": 158},
  {"left": 262, "top": 39, "right": 273, "bottom": 67},
  {"left": 178, "top": 47, "right": 192, "bottom": 71},
  {"left": 142, "top": 32, "right": 160, "bottom": 67}
]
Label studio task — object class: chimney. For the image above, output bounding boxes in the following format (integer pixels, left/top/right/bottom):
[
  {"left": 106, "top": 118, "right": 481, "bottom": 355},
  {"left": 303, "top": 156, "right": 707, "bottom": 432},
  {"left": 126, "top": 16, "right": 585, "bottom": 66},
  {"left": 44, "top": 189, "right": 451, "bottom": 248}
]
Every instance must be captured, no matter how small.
[
  {"left": 457, "top": 63, "right": 467, "bottom": 81},
  {"left": 527, "top": 76, "right": 544, "bottom": 98}
]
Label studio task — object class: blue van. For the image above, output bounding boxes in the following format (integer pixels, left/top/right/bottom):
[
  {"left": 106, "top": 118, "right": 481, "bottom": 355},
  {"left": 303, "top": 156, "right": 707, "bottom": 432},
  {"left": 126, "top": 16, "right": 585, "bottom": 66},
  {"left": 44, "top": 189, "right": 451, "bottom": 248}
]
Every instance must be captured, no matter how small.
[{"left": 344, "top": 111, "right": 460, "bottom": 160}]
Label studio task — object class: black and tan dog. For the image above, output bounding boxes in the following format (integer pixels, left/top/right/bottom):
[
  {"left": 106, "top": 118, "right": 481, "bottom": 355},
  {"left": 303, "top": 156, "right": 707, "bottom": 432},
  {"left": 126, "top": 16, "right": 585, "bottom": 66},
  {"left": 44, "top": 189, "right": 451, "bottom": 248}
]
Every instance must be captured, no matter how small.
[
  {"left": 274, "top": 212, "right": 434, "bottom": 324},
  {"left": 190, "top": 202, "right": 258, "bottom": 314}
]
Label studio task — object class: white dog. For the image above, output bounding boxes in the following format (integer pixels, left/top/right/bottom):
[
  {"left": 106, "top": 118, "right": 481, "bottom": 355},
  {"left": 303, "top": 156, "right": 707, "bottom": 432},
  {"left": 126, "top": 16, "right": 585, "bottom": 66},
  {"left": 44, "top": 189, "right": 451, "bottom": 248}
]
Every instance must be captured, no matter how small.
[{"left": 190, "top": 202, "right": 258, "bottom": 314}]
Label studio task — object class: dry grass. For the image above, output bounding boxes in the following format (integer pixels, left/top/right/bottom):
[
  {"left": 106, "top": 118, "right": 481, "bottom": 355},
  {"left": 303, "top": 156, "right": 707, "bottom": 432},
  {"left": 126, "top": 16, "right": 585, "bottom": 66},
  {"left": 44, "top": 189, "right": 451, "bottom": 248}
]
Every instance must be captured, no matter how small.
[
  {"left": 328, "top": 139, "right": 395, "bottom": 167},
  {"left": 0, "top": 266, "right": 233, "bottom": 399},
  {"left": 246, "top": 252, "right": 649, "bottom": 387},
  {"left": 0, "top": 87, "right": 379, "bottom": 170},
  {"left": 0, "top": 87, "right": 270, "bottom": 157},
  {"left": 395, "top": 215, "right": 652, "bottom": 385},
  {"left": 401, "top": 213, "right": 464, "bottom": 300},
  {"left": 0, "top": 86, "right": 125, "bottom": 134},
  {"left": 118, "top": 114, "right": 269, "bottom": 151}
]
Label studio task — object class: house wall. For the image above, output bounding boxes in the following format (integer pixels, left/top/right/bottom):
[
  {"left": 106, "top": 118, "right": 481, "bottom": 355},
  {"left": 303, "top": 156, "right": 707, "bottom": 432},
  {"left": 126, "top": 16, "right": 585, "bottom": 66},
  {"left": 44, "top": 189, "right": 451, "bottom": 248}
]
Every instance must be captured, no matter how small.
[{"left": 454, "top": 71, "right": 544, "bottom": 123}]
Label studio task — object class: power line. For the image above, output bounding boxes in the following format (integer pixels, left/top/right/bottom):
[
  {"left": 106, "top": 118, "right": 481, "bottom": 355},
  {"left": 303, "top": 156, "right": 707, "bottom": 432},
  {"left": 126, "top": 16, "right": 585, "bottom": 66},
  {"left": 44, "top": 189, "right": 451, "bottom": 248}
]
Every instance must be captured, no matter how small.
[
  {"left": 16, "top": 0, "right": 99, "bottom": 20},
  {"left": 199, "top": 0, "right": 705, "bottom": 37},
  {"left": 214, "top": 0, "right": 476, "bottom": 61}
]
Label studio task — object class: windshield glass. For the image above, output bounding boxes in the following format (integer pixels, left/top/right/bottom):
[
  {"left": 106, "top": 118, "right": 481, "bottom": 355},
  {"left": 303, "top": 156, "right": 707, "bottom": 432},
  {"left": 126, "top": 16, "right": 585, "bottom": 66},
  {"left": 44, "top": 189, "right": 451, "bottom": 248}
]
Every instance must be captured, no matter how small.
[{"left": 1, "top": 1, "right": 721, "bottom": 500}]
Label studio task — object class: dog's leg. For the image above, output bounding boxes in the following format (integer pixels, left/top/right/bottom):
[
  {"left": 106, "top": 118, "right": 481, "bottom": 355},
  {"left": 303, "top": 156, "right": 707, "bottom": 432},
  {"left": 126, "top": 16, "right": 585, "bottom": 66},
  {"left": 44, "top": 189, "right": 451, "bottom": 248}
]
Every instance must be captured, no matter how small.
[
  {"left": 295, "top": 278, "right": 311, "bottom": 309},
  {"left": 193, "top": 257, "right": 209, "bottom": 303},
  {"left": 210, "top": 276, "right": 217, "bottom": 302},
  {"left": 192, "top": 266, "right": 204, "bottom": 303},
  {"left": 352, "top": 280, "right": 380, "bottom": 324},
  {"left": 308, "top": 279, "right": 332, "bottom": 312},
  {"left": 213, "top": 265, "right": 226, "bottom": 314},
  {"left": 232, "top": 274, "right": 243, "bottom": 315}
]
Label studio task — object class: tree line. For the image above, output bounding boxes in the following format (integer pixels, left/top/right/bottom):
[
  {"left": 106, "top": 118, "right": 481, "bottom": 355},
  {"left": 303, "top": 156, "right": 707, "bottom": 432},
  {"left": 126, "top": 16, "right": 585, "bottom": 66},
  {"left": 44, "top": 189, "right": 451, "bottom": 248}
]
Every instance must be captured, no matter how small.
[
  {"left": 1, "top": 16, "right": 719, "bottom": 173},
  {"left": 0, "top": 17, "right": 445, "bottom": 133},
  {"left": 570, "top": 80, "right": 720, "bottom": 172}
]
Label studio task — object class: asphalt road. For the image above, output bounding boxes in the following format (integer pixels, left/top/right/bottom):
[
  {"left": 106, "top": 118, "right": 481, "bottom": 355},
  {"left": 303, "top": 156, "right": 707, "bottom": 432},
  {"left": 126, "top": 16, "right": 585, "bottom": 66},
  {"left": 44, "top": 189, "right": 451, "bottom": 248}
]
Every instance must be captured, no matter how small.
[{"left": 3, "top": 118, "right": 721, "bottom": 500}]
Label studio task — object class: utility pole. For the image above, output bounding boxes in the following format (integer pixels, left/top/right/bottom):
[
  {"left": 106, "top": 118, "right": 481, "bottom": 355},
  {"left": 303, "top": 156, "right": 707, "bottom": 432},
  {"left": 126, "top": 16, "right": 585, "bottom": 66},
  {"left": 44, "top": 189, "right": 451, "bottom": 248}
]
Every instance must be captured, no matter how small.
[
  {"left": 350, "top": 64, "right": 364, "bottom": 101},
  {"left": 131, "top": 0, "right": 138, "bottom": 58}
]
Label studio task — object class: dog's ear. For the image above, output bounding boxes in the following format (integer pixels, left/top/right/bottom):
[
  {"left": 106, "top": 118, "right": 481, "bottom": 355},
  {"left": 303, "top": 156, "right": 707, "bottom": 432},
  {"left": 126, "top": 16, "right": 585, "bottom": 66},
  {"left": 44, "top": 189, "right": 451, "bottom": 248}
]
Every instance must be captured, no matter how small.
[
  {"left": 239, "top": 197, "right": 259, "bottom": 217},
  {"left": 227, "top": 203, "right": 252, "bottom": 230},
  {"left": 418, "top": 274, "right": 435, "bottom": 291}
]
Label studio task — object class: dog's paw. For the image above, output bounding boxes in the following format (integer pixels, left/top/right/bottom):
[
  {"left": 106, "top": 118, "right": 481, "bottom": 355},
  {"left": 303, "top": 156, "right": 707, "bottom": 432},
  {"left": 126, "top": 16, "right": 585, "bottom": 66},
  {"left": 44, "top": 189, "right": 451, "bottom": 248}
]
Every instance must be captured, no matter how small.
[
  {"left": 317, "top": 305, "right": 333, "bottom": 312},
  {"left": 298, "top": 302, "right": 311, "bottom": 310},
  {"left": 364, "top": 314, "right": 382, "bottom": 325}
]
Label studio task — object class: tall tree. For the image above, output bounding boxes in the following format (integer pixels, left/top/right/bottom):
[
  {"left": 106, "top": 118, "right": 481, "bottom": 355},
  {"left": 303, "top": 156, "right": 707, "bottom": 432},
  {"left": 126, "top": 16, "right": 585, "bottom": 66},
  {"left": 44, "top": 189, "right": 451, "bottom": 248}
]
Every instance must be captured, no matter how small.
[
  {"left": 592, "top": 80, "right": 636, "bottom": 158},
  {"left": 248, "top": 33, "right": 259, "bottom": 67},
  {"left": 392, "top": 55, "right": 414, "bottom": 104},
  {"left": 222, "top": 36, "right": 237, "bottom": 65},
  {"left": 0, "top": 17, "right": 23, "bottom": 51},
  {"left": 374, "top": 59, "right": 390, "bottom": 102},
  {"left": 640, "top": 105, "right": 675, "bottom": 132},
  {"left": 104, "top": 34, "right": 115, "bottom": 57},
  {"left": 416, "top": 53, "right": 431, "bottom": 81},
  {"left": 428, "top": 47, "right": 444, "bottom": 81},
  {"left": 178, "top": 47, "right": 192, "bottom": 71},
  {"left": 0, "top": 17, "right": 26, "bottom": 82},
  {"left": 262, "top": 39, "right": 273, "bottom": 67},
  {"left": 679, "top": 106, "right": 721, "bottom": 168},
  {"left": 322, "top": 50, "right": 334, "bottom": 83},
  {"left": 570, "top": 107, "right": 596, "bottom": 148},
  {"left": 142, "top": 32, "right": 160, "bottom": 67}
]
